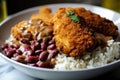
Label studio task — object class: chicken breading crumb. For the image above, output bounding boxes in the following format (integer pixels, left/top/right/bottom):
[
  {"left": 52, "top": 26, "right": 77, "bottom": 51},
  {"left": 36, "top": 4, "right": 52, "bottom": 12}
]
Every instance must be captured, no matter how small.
[{"left": 51, "top": 7, "right": 118, "bottom": 57}]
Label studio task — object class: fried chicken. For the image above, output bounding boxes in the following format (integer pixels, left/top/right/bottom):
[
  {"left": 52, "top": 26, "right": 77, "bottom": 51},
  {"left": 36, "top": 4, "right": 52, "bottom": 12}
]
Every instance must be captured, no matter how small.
[
  {"left": 51, "top": 7, "right": 118, "bottom": 57},
  {"left": 74, "top": 7, "right": 118, "bottom": 38},
  {"left": 12, "top": 7, "right": 54, "bottom": 42},
  {"left": 11, "top": 19, "right": 53, "bottom": 42}
]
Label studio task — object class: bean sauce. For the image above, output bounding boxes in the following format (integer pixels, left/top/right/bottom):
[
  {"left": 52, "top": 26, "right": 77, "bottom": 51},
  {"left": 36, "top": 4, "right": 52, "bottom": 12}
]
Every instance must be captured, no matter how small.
[{"left": 1, "top": 19, "right": 59, "bottom": 68}]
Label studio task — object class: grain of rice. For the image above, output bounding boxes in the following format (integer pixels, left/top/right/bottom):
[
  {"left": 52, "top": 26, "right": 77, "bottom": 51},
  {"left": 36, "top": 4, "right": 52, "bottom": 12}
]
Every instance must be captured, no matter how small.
[{"left": 54, "top": 40, "right": 120, "bottom": 70}]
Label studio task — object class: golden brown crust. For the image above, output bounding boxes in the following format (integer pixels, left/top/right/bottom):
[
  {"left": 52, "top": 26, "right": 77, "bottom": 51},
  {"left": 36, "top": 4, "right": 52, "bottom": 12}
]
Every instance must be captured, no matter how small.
[
  {"left": 11, "top": 21, "right": 28, "bottom": 40},
  {"left": 11, "top": 18, "right": 53, "bottom": 43},
  {"left": 51, "top": 8, "right": 96, "bottom": 56},
  {"left": 51, "top": 7, "right": 118, "bottom": 57},
  {"left": 74, "top": 8, "right": 118, "bottom": 38},
  {"left": 11, "top": 19, "right": 43, "bottom": 40}
]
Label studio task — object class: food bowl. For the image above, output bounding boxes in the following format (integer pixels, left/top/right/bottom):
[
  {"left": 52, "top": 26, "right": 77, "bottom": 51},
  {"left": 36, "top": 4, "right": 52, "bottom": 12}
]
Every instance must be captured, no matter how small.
[{"left": 0, "top": 3, "right": 120, "bottom": 80}]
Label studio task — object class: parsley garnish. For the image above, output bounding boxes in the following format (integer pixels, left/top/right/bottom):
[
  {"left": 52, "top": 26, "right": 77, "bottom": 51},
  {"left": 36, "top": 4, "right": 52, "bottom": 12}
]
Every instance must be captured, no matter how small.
[
  {"left": 70, "top": 15, "right": 80, "bottom": 22},
  {"left": 65, "top": 11, "right": 74, "bottom": 17},
  {"left": 65, "top": 11, "right": 80, "bottom": 23}
]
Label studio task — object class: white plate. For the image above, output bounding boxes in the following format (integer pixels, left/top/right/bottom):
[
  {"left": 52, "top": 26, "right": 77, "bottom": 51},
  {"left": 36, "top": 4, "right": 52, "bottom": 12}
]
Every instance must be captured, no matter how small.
[{"left": 0, "top": 3, "right": 120, "bottom": 80}]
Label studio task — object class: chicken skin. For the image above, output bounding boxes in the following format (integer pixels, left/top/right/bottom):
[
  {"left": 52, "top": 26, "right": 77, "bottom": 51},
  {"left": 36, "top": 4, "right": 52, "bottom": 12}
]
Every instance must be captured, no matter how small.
[{"left": 51, "top": 7, "right": 118, "bottom": 57}]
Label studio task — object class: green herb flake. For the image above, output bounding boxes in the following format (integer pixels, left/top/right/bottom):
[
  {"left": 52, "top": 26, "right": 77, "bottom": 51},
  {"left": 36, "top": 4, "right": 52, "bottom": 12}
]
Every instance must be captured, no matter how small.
[
  {"left": 65, "top": 11, "right": 81, "bottom": 22},
  {"left": 70, "top": 15, "right": 80, "bottom": 22},
  {"left": 65, "top": 11, "right": 74, "bottom": 17}
]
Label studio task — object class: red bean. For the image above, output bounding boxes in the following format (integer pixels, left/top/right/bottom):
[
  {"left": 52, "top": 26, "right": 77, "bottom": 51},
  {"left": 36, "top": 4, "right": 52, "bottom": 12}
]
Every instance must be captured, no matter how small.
[
  {"left": 13, "top": 45, "right": 20, "bottom": 49},
  {"left": 26, "top": 56, "right": 39, "bottom": 63},
  {"left": 48, "top": 49, "right": 58, "bottom": 59},
  {"left": 35, "top": 50, "right": 42, "bottom": 55},
  {"left": 9, "top": 45, "right": 15, "bottom": 48},
  {"left": 31, "top": 41, "right": 40, "bottom": 50},
  {"left": 39, "top": 51, "right": 48, "bottom": 61},
  {"left": 24, "top": 45, "right": 31, "bottom": 51},
  {"left": 6, "top": 49, "right": 16, "bottom": 58},
  {"left": 37, "top": 61, "right": 50, "bottom": 68},
  {"left": 16, "top": 49, "right": 22, "bottom": 55},
  {"left": 34, "top": 42, "right": 40, "bottom": 48},
  {"left": 47, "top": 44, "right": 56, "bottom": 50},
  {"left": 30, "top": 41, "right": 35, "bottom": 45},
  {"left": 9, "top": 44, "right": 19, "bottom": 49},
  {"left": 4, "top": 48, "right": 8, "bottom": 52},
  {"left": 13, "top": 53, "right": 19, "bottom": 57},
  {"left": 1, "top": 44, "right": 8, "bottom": 50},
  {"left": 27, "top": 50, "right": 34, "bottom": 56},
  {"left": 41, "top": 42, "right": 47, "bottom": 50},
  {"left": 48, "top": 39, "right": 55, "bottom": 45},
  {"left": 20, "top": 38, "right": 30, "bottom": 44},
  {"left": 1, "top": 34, "right": 58, "bottom": 69}
]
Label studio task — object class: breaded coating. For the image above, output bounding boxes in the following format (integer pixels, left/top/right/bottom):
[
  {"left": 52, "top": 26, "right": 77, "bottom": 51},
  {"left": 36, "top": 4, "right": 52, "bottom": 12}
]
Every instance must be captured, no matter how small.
[
  {"left": 11, "top": 19, "right": 53, "bottom": 42},
  {"left": 11, "top": 20, "right": 30, "bottom": 40},
  {"left": 73, "top": 8, "right": 118, "bottom": 38},
  {"left": 31, "top": 7, "right": 53, "bottom": 25},
  {"left": 51, "top": 8, "right": 118, "bottom": 57}
]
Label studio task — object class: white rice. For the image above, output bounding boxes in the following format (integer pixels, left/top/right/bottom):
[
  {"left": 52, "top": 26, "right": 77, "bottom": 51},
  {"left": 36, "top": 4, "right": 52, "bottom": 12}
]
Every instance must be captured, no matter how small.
[{"left": 54, "top": 40, "right": 120, "bottom": 70}]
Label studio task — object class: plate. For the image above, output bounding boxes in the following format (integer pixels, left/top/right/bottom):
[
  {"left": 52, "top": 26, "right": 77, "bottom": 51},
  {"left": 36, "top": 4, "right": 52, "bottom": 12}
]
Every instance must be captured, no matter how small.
[{"left": 0, "top": 3, "right": 120, "bottom": 80}]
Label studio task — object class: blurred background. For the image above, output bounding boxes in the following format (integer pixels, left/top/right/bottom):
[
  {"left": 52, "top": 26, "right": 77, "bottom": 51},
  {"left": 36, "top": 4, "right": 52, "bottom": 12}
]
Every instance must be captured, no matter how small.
[
  {"left": 6, "top": 0, "right": 101, "bottom": 15},
  {"left": 0, "top": 0, "right": 120, "bottom": 22}
]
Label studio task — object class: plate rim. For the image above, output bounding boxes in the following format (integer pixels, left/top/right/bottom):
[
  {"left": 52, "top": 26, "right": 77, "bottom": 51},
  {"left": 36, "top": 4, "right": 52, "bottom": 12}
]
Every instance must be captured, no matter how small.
[{"left": 0, "top": 3, "right": 120, "bottom": 72}]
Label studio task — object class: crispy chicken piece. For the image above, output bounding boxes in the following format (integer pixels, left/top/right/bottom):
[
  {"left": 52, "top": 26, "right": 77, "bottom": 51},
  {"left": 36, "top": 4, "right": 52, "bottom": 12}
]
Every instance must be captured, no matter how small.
[
  {"left": 31, "top": 7, "right": 53, "bottom": 25},
  {"left": 51, "top": 8, "right": 118, "bottom": 57},
  {"left": 11, "top": 19, "right": 53, "bottom": 42},
  {"left": 11, "top": 20, "right": 30, "bottom": 40},
  {"left": 73, "top": 8, "right": 118, "bottom": 38},
  {"left": 11, "top": 19, "right": 42, "bottom": 40}
]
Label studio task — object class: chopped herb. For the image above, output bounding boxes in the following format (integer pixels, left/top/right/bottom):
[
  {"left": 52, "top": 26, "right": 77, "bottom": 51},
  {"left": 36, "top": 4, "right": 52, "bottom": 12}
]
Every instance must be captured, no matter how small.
[
  {"left": 65, "top": 11, "right": 81, "bottom": 23},
  {"left": 65, "top": 11, "right": 74, "bottom": 17},
  {"left": 70, "top": 15, "right": 80, "bottom": 22}
]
